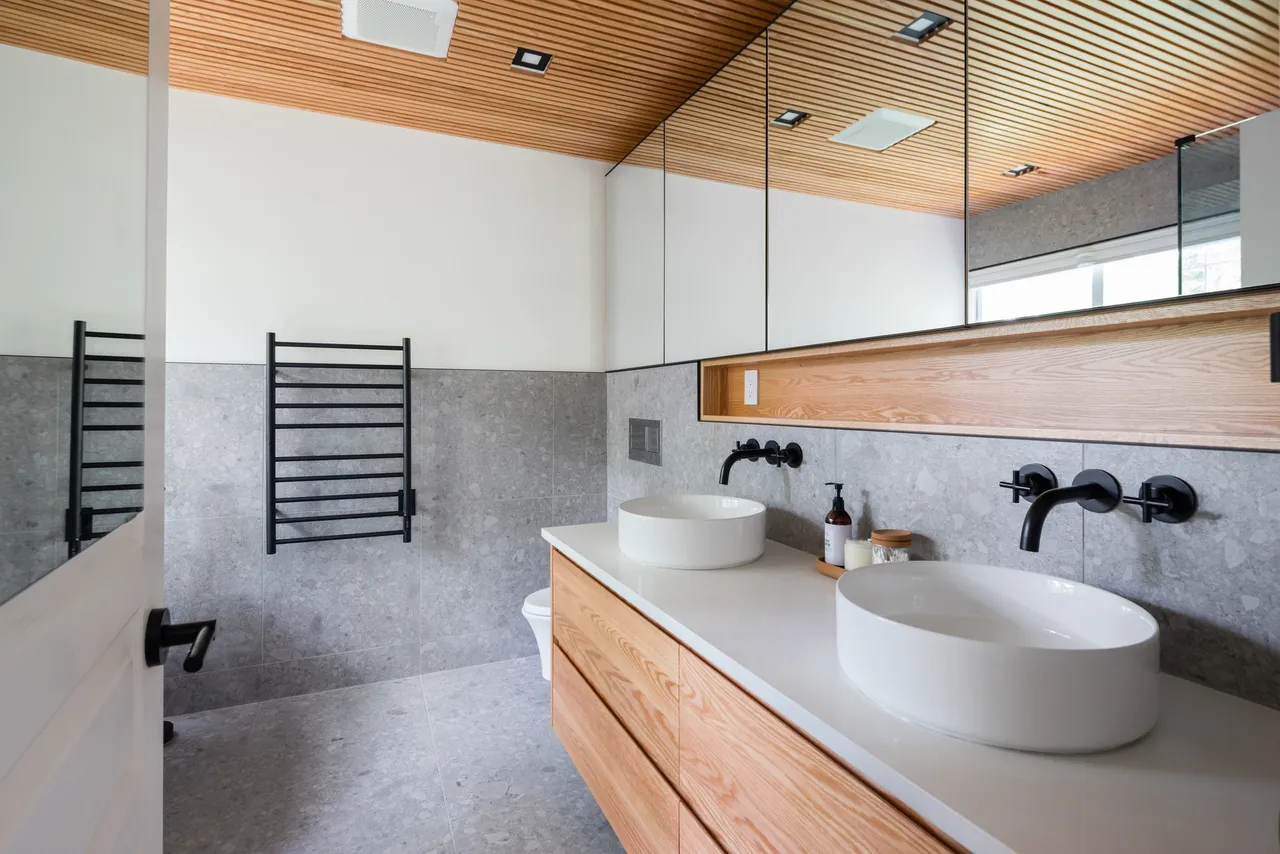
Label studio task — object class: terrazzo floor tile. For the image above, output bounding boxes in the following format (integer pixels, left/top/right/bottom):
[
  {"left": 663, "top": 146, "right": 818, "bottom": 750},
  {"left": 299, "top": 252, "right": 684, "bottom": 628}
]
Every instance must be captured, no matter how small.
[
  {"left": 450, "top": 787, "right": 624, "bottom": 854},
  {"left": 430, "top": 697, "right": 583, "bottom": 819},
  {"left": 164, "top": 674, "right": 621, "bottom": 854}
]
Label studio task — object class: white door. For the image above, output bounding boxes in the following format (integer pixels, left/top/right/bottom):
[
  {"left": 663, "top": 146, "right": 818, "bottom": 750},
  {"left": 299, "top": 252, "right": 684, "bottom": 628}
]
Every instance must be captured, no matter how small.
[{"left": 0, "top": 0, "right": 169, "bottom": 850}]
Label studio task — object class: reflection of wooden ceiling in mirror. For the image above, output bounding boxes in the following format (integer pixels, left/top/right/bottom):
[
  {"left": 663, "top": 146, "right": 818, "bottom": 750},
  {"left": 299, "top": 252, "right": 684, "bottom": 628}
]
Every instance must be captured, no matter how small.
[
  {"left": 768, "top": 0, "right": 965, "bottom": 217},
  {"left": 665, "top": 35, "right": 767, "bottom": 188},
  {"left": 622, "top": 124, "right": 665, "bottom": 171},
  {"left": 969, "top": 0, "right": 1280, "bottom": 215},
  {"left": 0, "top": 1, "right": 148, "bottom": 75}
]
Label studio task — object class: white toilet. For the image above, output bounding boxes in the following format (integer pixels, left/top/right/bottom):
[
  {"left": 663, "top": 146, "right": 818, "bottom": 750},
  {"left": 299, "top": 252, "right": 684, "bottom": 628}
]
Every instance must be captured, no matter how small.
[{"left": 522, "top": 587, "right": 552, "bottom": 681}]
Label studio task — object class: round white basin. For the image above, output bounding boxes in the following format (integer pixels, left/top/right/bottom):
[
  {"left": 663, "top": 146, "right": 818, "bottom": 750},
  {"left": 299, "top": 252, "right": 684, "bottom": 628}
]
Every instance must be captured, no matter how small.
[
  {"left": 618, "top": 495, "right": 766, "bottom": 570},
  {"left": 836, "top": 561, "right": 1160, "bottom": 753}
]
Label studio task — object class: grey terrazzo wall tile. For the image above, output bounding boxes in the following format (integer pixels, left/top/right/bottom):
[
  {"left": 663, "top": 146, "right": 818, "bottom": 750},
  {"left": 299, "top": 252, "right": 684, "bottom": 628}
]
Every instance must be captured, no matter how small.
[
  {"left": 552, "top": 492, "right": 606, "bottom": 527},
  {"left": 415, "top": 370, "right": 553, "bottom": 502},
  {"left": 0, "top": 532, "right": 58, "bottom": 605},
  {"left": 421, "top": 625, "right": 538, "bottom": 674},
  {"left": 164, "top": 515, "right": 263, "bottom": 675},
  {"left": 419, "top": 496, "right": 551, "bottom": 640},
  {"left": 264, "top": 534, "right": 419, "bottom": 660},
  {"left": 0, "top": 357, "right": 62, "bottom": 536},
  {"left": 259, "top": 641, "right": 422, "bottom": 701},
  {"left": 1082, "top": 444, "right": 1280, "bottom": 709},
  {"left": 836, "top": 432, "right": 1085, "bottom": 580},
  {"left": 553, "top": 372, "right": 606, "bottom": 496},
  {"left": 165, "top": 363, "right": 264, "bottom": 520},
  {"left": 165, "top": 664, "right": 264, "bottom": 715}
]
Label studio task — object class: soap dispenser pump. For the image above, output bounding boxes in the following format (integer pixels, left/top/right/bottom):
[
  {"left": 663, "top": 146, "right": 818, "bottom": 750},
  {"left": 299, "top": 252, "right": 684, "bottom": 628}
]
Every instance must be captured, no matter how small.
[{"left": 823, "top": 482, "right": 853, "bottom": 566}]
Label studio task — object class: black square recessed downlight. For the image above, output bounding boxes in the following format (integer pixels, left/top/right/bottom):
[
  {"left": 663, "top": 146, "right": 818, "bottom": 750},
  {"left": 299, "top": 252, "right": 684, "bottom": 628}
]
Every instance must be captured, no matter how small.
[
  {"left": 512, "top": 47, "right": 552, "bottom": 74},
  {"left": 772, "top": 110, "right": 811, "bottom": 129},
  {"left": 893, "top": 11, "right": 951, "bottom": 44}
]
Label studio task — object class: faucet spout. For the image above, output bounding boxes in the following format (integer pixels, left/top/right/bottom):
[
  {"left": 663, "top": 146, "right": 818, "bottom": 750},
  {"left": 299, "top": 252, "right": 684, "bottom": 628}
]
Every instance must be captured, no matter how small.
[
  {"left": 718, "top": 440, "right": 763, "bottom": 485},
  {"left": 1019, "top": 469, "right": 1121, "bottom": 552}
]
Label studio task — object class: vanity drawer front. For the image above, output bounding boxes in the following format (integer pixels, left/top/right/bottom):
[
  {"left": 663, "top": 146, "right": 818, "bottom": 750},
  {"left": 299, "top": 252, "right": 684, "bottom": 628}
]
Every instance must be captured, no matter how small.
[
  {"left": 680, "top": 802, "right": 726, "bottom": 854},
  {"left": 551, "top": 643, "right": 680, "bottom": 854},
  {"left": 679, "top": 649, "right": 952, "bottom": 854},
  {"left": 551, "top": 548, "right": 680, "bottom": 782}
]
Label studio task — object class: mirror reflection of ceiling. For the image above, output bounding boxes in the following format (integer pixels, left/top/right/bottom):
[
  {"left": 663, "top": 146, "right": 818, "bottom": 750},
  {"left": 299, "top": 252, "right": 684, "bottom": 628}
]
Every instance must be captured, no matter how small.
[
  {"left": 622, "top": 124, "right": 665, "bottom": 171},
  {"left": 767, "top": 0, "right": 965, "bottom": 217},
  {"left": 969, "top": 0, "right": 1280, "bottom": 216},
  {"left": 4, "top": 0, "right": 791, "bottom": 164},
  {"left": 665, "top": 35, "right": 767, "bottom": 189},
  {"left": 0, "top": 1, "right": 148, "bottom": 74}
]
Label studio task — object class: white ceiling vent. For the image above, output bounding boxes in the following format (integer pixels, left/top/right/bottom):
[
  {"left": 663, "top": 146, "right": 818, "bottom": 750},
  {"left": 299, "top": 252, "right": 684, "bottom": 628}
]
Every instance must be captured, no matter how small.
[
  {"left": 829, "top": 108, "right": 936, "bottom": 151},
  {"left": 341, "top": 0, "right": 458, "bottom": 59}
]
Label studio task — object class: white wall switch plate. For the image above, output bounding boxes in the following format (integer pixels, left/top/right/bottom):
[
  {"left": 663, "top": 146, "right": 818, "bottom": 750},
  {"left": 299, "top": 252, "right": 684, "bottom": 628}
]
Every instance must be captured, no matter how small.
[{"left": 744, "top": 369, "right": 759, "bottom": 406}]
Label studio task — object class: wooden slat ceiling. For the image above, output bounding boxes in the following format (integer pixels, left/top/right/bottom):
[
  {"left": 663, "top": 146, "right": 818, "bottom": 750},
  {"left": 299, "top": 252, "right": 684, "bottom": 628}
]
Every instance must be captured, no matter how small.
[
  {"left": 0, "top": 1, "right": 148, "bottom": 75},
  {"left": 767, "top": 0, "right": 965, "bottom": 217},
  {"left": 170, "top": 0, "right": 791, "bottom": 164},
  {"left": 968, "top": 0, "right": 1280, "bottom": 215},
  {"left": 634, "top": 0, "right": 1277, "bottom": 219},
  {"left": 1, "top": 0, "right": 789, "bottom": 163}
]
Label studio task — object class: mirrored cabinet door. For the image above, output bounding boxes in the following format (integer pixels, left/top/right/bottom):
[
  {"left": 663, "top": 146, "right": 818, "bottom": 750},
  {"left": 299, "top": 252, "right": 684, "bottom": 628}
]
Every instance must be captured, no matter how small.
[
  {"left": 664, "top": 33, "right": 767, "bottom": 364},
  {"left": 765, "top": 0, "right": 966, "bottom": 351},
  {"left": 606, "top": 124, "right": 666, "bottom": 370},
  {"left": 967, "top": 0, "right": 1280, "bottom": 325},
  {"left": 1, "top": 7, "right": 149, "bottom": 604}
]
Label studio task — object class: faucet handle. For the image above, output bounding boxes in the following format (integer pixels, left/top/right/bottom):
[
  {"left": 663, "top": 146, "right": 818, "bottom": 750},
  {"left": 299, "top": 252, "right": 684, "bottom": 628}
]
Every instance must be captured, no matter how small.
[
  {"left": 999, "top": 464, "right": 1058, "bottom": 504},
  {"left": 735, "top": 438, "right": 760, "bottom": 453},
  {"left": 1122, "top": 476, "right": 1197, "bottom": 524}
]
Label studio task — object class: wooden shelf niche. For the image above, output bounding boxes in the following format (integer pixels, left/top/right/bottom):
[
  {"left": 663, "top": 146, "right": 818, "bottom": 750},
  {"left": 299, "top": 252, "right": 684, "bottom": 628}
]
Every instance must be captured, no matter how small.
[{"left": 700, "top": 289, "right": 1280, "bottom": 452}]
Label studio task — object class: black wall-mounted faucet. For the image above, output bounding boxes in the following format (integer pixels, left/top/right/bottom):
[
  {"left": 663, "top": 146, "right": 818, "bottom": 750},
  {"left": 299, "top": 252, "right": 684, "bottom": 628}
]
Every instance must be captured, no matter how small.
[
  {"left": 719, "top": 439, "right": 803, "bottom": 485},
  {"left": 1019, "top": 469, "right": 1122, "bottom": 552}
]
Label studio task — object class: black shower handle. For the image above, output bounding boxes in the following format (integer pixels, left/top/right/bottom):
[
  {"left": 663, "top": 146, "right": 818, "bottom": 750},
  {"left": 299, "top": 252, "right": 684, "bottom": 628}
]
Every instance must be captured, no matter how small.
[{"left": 144, "top": 608, "right": 217, "bottom": 672}]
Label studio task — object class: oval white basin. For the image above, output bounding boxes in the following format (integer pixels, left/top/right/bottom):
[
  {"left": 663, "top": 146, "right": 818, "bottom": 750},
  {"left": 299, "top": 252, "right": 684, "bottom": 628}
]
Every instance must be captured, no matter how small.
[
  {"left": 618, "top": 495, "right": 766, "bottom": 570},
  {"left": 836, "top": 561, "right": 1160, "bottom": 753}
]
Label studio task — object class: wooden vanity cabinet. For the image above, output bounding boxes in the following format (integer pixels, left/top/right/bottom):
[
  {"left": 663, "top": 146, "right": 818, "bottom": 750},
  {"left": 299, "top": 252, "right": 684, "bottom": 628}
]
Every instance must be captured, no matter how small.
[
  {"left": 549, "top": 548, "right": 955, "bottom": 854},
  {"left": 550, "top": 548, "right": 680, "bottom": 782}
]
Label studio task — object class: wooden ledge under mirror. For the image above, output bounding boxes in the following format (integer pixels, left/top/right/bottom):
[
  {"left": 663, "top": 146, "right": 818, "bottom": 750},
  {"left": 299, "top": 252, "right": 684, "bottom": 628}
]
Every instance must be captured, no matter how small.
[{"left": 700, "top": 288, "right": 1280, "bottom": 451}]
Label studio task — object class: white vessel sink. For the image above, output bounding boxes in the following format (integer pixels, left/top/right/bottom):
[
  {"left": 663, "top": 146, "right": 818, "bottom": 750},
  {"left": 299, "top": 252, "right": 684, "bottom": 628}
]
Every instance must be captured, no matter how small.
[
  {"left": 618, "top": 495, "right": 766, "bottom": 570},
  {"left": 836, "top": 561, "right": 1160, "bottom": 753}
]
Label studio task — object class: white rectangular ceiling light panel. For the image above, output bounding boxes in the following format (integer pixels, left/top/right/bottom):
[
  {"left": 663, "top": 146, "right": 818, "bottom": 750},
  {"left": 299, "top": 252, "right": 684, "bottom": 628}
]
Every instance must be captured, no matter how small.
[
  {"left": 830, "top": 108, "right": 937, "bottom": 151},
  {"left": 341, "top": 0, "right": 459, "bottom": 59}
]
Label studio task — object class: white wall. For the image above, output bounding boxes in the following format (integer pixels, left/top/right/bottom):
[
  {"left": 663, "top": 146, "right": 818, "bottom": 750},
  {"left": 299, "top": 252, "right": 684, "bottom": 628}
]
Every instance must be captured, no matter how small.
[
  {"left": 605, "top": 163, "right": 664, "bottom": 370},
  {"left": 664, "top": 174, "right": 766, "bottom": 363},
  {"left": 167, "top": 90, "right": 607, "bottom": 371},
  {"left": 1241, "top": 109, "right": 1280, "bottom": 290},
  {"left": 767, "top": 189, "right": 965, "bottom": 350},
  {"left": 0, "top": 45, "right": 148, "bottom": 357}
]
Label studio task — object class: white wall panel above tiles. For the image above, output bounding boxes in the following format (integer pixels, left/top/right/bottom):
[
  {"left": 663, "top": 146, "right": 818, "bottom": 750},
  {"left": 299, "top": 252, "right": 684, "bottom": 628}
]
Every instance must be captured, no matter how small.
[
  {"left": 166, "top": 90, "right": 607, "bottom": 372},
  {"left": 766, "top": 189, "right": 966, "bottom": 350},
  {"left": 605, "top": 164, "right": 665, "bottom": 370},
  {"left": 664, "top": 174, "right": 766, "bottom": 363}
]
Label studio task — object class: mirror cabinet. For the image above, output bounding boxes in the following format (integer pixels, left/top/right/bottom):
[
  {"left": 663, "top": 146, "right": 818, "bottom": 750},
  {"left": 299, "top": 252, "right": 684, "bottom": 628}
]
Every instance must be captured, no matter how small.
[
  {"left": 664, "top": 33, "right": 767, "bottom": 364},
  {"left": 604, "top": 0, "right": 1280, "bottom": 370},
  {"left": 966, "top": 0, "right": 1280, "bottom": 324}
]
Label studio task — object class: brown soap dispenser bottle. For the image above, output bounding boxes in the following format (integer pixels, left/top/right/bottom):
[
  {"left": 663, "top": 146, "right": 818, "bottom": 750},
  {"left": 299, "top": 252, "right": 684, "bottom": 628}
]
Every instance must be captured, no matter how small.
[{"left": 824, "top": 482, "right": 853, "bottom": 566}]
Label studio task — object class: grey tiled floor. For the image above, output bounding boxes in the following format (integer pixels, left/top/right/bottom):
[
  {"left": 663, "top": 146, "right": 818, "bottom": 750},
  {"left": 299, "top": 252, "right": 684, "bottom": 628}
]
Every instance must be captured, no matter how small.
[{"left": 164, "top": 656, "right": 624, "bottom": 854}]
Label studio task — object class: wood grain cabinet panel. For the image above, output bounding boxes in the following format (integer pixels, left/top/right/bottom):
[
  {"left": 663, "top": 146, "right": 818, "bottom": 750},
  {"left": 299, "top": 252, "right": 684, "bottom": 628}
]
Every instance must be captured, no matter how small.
[
  {"left": 679, "top": 648, "right": 952, "bottom": 854},
  {"left": 551, "top": 549, "right": 681, "bottom": 782},
  {"left": 680, "top": 802, "right": 726, "bottom": 854},
  {"left": 551, "top": 644, "right": 680, "bottom": 854}
]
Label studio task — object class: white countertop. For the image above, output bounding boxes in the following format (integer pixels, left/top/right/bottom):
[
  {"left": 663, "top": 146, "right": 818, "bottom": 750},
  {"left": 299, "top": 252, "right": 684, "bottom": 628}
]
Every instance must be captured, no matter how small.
[{"left": 543, "top": 523, "right": 1280, "bottom": 854}]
